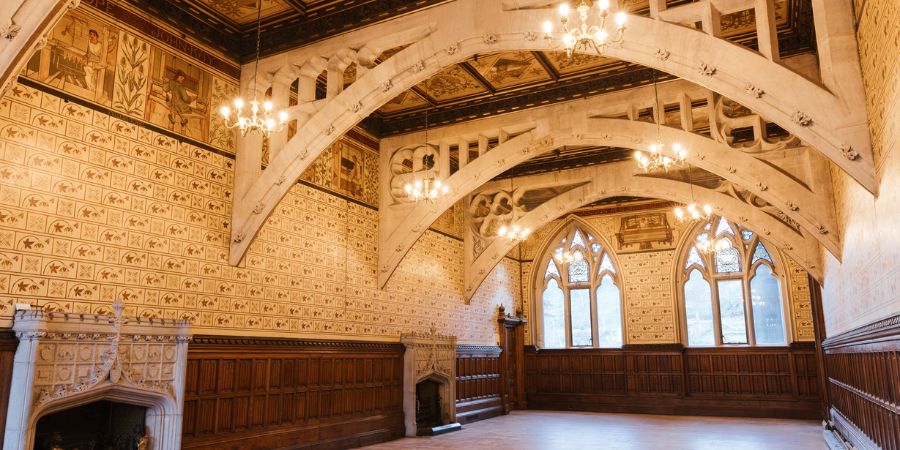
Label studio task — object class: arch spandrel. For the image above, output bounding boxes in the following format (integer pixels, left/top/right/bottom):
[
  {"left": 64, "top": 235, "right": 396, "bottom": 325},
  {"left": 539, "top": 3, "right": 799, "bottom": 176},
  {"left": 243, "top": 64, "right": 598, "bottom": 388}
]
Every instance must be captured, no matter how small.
[
  {"left": 229, "top": 0, "right": 872, "bottom": 265},
  {"left": 463, "top": 161, "right": 823, "bottom": 302}
]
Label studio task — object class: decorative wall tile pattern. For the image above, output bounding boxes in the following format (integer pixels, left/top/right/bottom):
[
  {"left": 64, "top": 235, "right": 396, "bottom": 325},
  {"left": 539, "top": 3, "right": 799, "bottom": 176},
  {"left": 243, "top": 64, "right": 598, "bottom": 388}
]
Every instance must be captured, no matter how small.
[
  {"left": 0, "top": 85, "right": 517, "bottom": 344},
  {"left": 823, "top": 0, "right": 900, "bottom": 335}
]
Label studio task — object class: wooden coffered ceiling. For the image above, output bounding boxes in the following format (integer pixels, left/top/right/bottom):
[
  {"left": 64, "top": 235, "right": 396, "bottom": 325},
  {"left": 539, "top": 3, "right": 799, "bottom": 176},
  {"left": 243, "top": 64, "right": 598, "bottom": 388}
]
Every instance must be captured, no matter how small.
[{"left": 127, "top": 0, "right": 814, "bottom": 140}]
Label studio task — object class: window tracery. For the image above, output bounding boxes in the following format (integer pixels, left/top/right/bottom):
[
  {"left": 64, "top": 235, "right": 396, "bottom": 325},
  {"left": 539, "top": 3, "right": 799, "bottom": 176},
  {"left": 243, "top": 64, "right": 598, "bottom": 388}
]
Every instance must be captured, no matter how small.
[
  {"left": 679, "top": 216, "right": 788, "bottom": 347},
  {"left": 535, "top": 220, "right": 623, "bottom": 348}
]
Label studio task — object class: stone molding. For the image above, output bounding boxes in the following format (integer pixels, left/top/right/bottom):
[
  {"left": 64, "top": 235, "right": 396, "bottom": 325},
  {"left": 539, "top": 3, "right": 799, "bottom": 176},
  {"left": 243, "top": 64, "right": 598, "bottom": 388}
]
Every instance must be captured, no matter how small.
[
  {"left": 2, "top": 305, "right": 192, "bottom": 450},
  {"left": 401, "top": 328, "right": 457, "bottom": 436}
]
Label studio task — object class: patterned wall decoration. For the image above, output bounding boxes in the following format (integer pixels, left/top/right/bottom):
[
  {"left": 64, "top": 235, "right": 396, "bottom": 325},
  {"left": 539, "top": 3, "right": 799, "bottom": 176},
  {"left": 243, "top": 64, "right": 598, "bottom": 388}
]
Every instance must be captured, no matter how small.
[
  {"left": 0, "top": 83, "right": 518, "bottom": 345},
  {"left": 823, "top": 0, "right": 900, "bottom": 335},
  {"left": 21, "top": 6, "right": 239, "bottom": 153},
  {"left": 299, "top": 137, "right": 380, "bottom": 208},
  {"left": 518, "top": 205, "right": 814, "bottom": 345}
]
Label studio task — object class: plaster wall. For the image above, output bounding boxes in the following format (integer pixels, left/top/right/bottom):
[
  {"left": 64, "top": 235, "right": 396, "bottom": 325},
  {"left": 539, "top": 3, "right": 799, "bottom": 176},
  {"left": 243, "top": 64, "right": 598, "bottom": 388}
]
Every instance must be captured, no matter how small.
[{"left": 821, "top": 0, "right": 900, "bottom": 335}]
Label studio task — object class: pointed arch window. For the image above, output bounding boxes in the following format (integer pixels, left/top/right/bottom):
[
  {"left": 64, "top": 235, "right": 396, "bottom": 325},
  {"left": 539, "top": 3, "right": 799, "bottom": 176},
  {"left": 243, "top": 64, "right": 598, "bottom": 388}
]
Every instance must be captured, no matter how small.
[
  {"left": 535, "top": 221, "right": 624, "bottom": 348},
  {"left": 679, "top": 217, "right": 788, "bottom": 347}
]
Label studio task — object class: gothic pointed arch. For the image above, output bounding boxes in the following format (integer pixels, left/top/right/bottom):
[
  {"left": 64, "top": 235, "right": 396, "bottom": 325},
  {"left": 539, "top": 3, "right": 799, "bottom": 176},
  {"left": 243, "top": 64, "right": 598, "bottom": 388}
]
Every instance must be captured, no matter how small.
[
  {"left": 673, "top": 215, "right": 791, "bottom": 347},
  {"left": 531, "top": 215, "right": 624, "bottom": 349}
]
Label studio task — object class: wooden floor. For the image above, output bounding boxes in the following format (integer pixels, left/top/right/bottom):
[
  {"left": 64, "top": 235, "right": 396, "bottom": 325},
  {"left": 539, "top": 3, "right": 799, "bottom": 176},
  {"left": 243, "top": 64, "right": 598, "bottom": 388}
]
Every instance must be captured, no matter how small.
[{"left": 362, "top": 411, "right": 826, "bottom": 450}]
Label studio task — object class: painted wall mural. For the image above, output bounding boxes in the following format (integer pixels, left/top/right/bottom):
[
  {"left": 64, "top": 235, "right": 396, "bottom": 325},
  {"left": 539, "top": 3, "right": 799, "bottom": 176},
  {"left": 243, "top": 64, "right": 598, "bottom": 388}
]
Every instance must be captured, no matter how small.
[{"left": 21, "top": 6, "right": 239, "bottom": 154}]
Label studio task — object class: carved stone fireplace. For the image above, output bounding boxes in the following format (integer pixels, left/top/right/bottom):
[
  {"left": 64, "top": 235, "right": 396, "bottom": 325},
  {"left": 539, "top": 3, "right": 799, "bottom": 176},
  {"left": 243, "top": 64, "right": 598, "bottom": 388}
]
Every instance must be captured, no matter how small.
[
  {"left": 2, "top": 303, "right": 191, "bottom": 450},
  {"left": 400, "top": 329, "right": 460, "bottom": 437}
]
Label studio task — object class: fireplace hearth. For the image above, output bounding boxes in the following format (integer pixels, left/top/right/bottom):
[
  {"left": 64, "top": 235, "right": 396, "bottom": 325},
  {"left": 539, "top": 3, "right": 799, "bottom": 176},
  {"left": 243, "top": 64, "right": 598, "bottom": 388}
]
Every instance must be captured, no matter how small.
[
  {"left": 34, "top": 400, "right": 147, "bottom": 450},
  {"left": 401, "top": 329, "right": 461, "bottom": 437}
]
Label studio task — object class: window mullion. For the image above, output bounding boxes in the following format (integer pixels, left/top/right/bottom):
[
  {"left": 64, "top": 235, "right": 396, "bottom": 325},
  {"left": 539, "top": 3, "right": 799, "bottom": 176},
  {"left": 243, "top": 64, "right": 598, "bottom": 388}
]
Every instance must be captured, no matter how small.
[
  {"left": 564, "top": 286, "right": 572, "bottom": 348},
  {"left": 710, "top": 273, "right": 723, "bottom": 347},
  {"left": 590, "top": 280, "right": 599, "bottom": 348},
  {"left": 745, "top": 272, "right": 757, "bottom": 346}
]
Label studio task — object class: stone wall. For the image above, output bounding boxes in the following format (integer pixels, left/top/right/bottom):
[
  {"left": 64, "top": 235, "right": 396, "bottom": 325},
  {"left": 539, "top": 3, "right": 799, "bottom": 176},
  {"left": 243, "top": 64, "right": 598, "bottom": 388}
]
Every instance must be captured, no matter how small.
[{"left": 821, "top": 0, "right": 900, "bottom": 335}]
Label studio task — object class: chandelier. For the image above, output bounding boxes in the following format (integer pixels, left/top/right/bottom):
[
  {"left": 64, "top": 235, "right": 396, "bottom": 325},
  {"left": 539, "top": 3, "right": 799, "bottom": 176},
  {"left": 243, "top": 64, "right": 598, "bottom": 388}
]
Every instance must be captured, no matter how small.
[
  {"left": 695, "top": 231, "right": 730, "bottom": 255},
  {"left": 404, "top": 177, "right": 448, "bottom": 203},
  {"left": 674, "top": 203, "right": 713, "bottom": 224},
  {"left": 554, "top": 248, "right": 583, "bottom": 264},
  {"left": 542, "top": 0, "right": 627, "bottom": 58},
  {"left": 634, "top": 70, "right": 687, "bottom": 172},
  {"left": 498, "top": 224, "right": 531, "bottom": 242},
  {"left": 219, "top": 2, "right": 287, "bottom": 138},
  {"left": 496, "top": 167, "right": 530, "bottom": 243},
  {"left": 404, "top": 110, "right": 449, "bottom": 203}
]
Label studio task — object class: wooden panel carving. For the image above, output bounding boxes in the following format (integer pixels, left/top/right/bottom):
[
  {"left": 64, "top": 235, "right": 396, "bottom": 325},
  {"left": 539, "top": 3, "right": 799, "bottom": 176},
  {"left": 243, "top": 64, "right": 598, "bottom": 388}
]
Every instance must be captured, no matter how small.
[
  {"left": 182, "top": 336, "right": 404, "bottom": 450},
  {"left": 0, "top": 331, "right": 17, "bottom": 449},
  {"left": 455, "top": 345, "right": 503, "bottom": 425},
  {"left": 525, "top": 344, "right": 821, "bottom": 419},
  {"left": 823, "top": 313, "right": 900, "bottom": 450}
]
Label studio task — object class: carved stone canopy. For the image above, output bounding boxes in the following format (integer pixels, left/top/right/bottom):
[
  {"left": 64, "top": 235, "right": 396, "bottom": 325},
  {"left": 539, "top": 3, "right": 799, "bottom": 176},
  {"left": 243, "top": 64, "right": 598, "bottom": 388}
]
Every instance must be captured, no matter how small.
[
  {"left": 400, "top": 328, "right": 457, "bottom": 437},
  {"left": 3, "top": 305, "right": 192, "bottom": 450}
]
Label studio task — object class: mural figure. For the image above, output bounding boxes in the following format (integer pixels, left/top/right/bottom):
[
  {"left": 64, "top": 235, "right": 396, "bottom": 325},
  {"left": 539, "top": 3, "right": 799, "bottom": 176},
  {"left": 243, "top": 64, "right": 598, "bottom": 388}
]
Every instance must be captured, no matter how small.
[
  {"left": 165, "top": 70, "right": 195, "bottom": 127},
  {"left": 83, "top": 29, "right": 105, "bottom": 90}
]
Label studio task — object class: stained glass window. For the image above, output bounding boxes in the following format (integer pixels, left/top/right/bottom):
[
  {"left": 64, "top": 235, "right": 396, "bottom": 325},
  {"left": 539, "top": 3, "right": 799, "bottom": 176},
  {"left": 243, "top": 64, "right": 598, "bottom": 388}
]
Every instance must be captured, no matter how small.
[
  {"left": 751, "top": 242, "right": 773, "bottom": 265},
  {"left": 596, "top": 275, "right": 623, "bottom": 347},
  {"left": 571, "top": 230, "right": 587, "bottom": 248},
  {"left": 685, "top": 247, "right": 705, "bottom": 269},
  {"left": 542, "top": 279, "right": 566, "bottom": 349},
  {"left": 545, "top": 260, "right": 560, "bottom": 278},
  {"left": 715, "top": 217, "right": 735, "bottom": 236},
  {"left": 538, "top": 222, "right": 623, "bottom": 349},
  {"left": 567, "top": 252, "right": 589, "bottom": 283},
  {"left": 684, "top": 270, "right": 715, "bottom": 346},
  {"left": 751, "top": 265, "right": 786, "bottom": 345},
  {"left": 714, "top": 240, "right": 741, "bottom": 273},
  {"left": 598, "top": 254, "right": 616, "bottom": 274},
  {"left": 570, "top": 289, "right": 593, "bottom": 346},
  {"left": 681, "top": 216, "right": 788, "bottom": 348},
  {"left": 717, "top": 279, "right": 748, "bottom": 344}
]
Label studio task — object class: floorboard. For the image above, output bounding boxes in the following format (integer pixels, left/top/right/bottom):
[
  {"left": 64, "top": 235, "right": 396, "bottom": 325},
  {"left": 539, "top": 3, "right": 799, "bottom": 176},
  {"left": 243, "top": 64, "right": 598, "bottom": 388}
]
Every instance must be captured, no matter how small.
[{"left": 361, "top": 410, "right": 826, "bottom": 450}]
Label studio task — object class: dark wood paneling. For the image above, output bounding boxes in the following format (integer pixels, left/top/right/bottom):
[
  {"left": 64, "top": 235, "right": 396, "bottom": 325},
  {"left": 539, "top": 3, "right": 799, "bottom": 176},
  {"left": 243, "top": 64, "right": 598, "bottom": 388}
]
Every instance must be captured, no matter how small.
[
  {"left": 525, "top": 343, "right": 821, "bottom": 419},
  {"left": 0, "top": 331, "right": 17, "bottom": 449},
  {"left": 455, "top": 345, "right": 503, "bottom": 425},
  {"left": 182, "top": 336, "right": 404, "bottom": 450},
  {"left": 823, "top": 313, "right": 900, "bottom": 450}
]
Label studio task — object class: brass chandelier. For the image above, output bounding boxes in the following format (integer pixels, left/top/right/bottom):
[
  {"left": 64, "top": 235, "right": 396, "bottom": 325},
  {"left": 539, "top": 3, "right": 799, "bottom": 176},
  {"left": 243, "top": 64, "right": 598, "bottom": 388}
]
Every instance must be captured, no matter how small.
[
  {"left": 404, "top": 110, "right": 449, "bottom": 203},
  {"left": 219, "top": 2, "right": 287, "bottom": 138},
  {"left": 542, "top": 0, "right": 627, "bottom": 58}
]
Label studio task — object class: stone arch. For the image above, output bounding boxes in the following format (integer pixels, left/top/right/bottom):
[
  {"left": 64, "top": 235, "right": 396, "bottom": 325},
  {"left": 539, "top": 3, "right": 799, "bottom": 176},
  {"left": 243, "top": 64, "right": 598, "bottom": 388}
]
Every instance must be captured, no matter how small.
[
  {"left": 20, "top": 383, "right": 180, "bottom": 450},
  {"left": 230, "top": 0, "right": 871, "bottom": 265},
  {"left": 0, "top": 0, "right": 78, "bottom": 98},
  {"left": 464, "top": 161, "right": 822, "bottom": 301},
  {"left": 380, "top": 120, "right": 836, "bottom": 290}
]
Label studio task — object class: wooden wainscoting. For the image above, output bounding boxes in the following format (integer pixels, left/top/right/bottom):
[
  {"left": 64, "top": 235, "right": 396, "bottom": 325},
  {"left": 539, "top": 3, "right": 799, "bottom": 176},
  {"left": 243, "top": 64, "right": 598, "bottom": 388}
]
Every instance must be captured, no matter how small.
[
  {"left": 455, "top": 345, "right": 503, "bottom": 424},
  {"left": 823, "top": 314, "right": 900, "bottom": 450},
  {"left": 524, "top": 343, "right": 821, "bottom": 419},
  {"left": 0, "top": 331, "right": 17, "bottom": 449},
  {"left": 181, "top": 336, "right": 404, "bottom": 450}
]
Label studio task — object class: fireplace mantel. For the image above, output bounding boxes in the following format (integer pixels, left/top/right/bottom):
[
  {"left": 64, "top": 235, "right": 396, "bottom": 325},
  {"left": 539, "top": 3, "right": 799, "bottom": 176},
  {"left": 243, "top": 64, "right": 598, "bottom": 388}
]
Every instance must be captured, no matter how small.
[
  {"left": 400, "top": 329, "right": 457, "bottom": 436},
  {"left": 2, "top": 305, "right": 191, "bottom": 450}
]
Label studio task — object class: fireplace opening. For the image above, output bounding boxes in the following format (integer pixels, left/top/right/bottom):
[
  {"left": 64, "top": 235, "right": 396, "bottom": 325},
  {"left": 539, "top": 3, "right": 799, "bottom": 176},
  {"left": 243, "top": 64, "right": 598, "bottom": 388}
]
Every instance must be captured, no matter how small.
[
  {"left": 33, "top": 400, "right": 148, "bottom": 450},
  {"left": 416, "top": 379, "right": 443, "bottom": 433}
]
